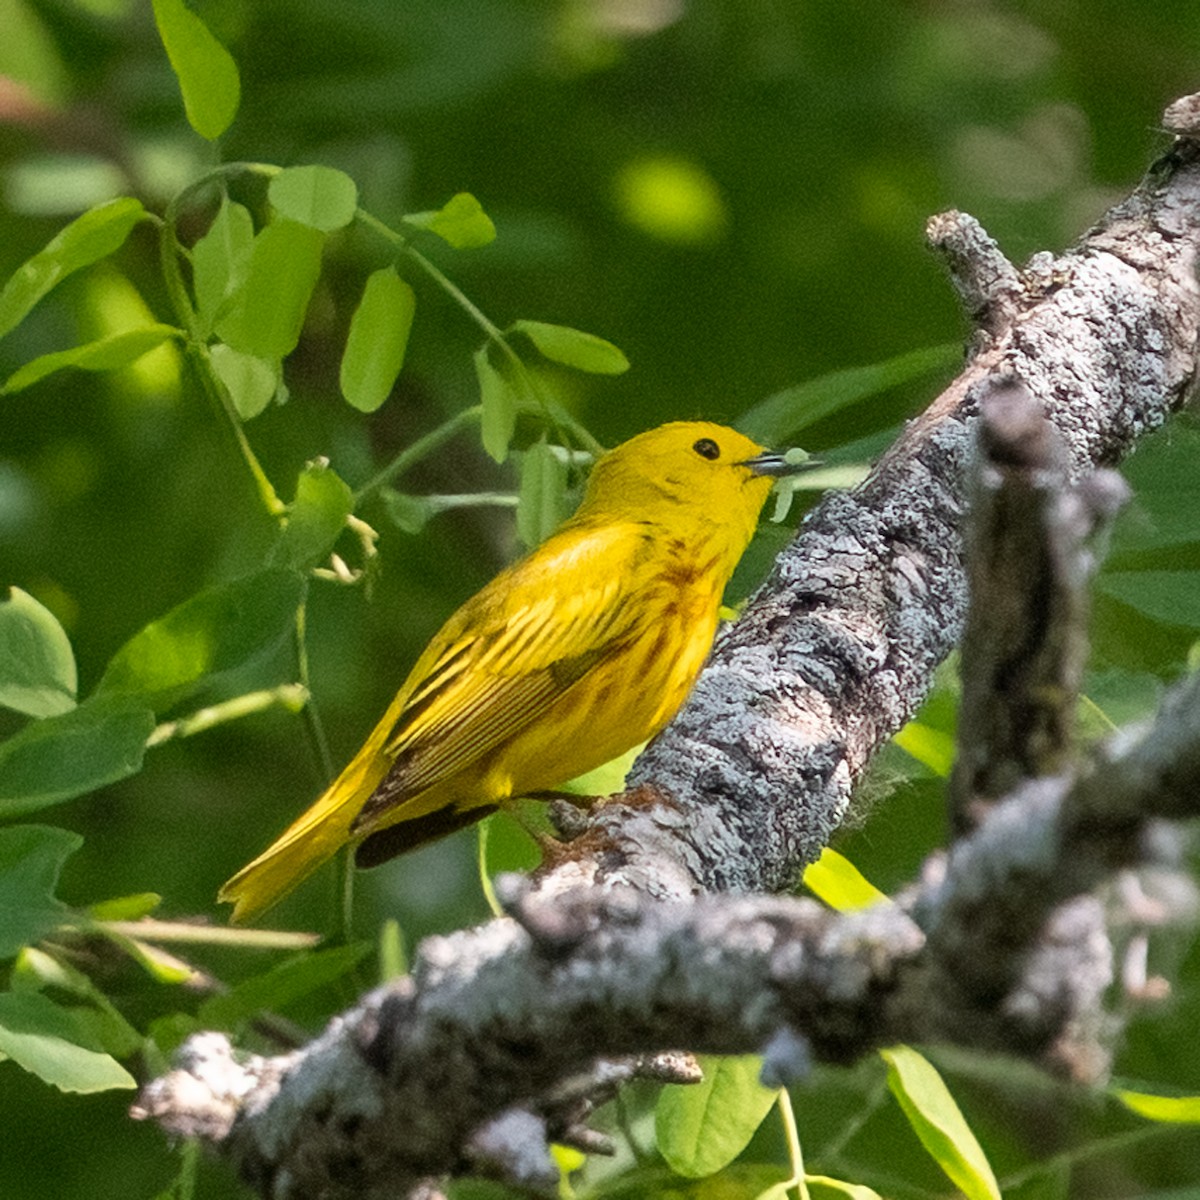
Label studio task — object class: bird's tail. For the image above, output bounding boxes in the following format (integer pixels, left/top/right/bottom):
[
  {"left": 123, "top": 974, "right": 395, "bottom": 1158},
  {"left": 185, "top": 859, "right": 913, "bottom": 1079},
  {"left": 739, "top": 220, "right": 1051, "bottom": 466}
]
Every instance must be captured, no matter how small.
[{"left": 218, "top": 740, "right": 392, "bottom": 924}]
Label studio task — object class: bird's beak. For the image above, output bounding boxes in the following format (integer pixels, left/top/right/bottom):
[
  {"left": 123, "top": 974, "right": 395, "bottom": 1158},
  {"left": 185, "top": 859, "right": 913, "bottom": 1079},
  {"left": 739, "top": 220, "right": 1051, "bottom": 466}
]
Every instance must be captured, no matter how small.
[{"left": 741, "top": 448, "right": 821, "bottom": 477}]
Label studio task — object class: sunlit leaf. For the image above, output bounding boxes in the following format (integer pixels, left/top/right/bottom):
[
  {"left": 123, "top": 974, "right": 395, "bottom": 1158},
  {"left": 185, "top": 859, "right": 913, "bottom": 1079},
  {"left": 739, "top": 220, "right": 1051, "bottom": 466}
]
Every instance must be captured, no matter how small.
[
  {"left": 0, "top": 703, "right": 155, "bottom": 818},
  {"left": 656, "top": 1054, "right": 779, "bottom": 1178},
  {"left": 100, "top": 931, "right": 195, "bottom": 986},
  {"left": 198, "top": 942, "right": 372, "bottom": 1028},
  {"left": 0, "top": 197, "right": 144, "bottom": 339},
  {"left": 881, "top": 1045, "right": 1000, "bottom": 1200},
  {"left": 404, "top": 192, "right": 496, "bottom": 249},
  {"left": 340, "top": 267, "right": 416, "bottom": 412},
  {"left": 269, "top": 165, "right": 358, "bottom": 232},
  {"left": 272, "top": 168, "right": 360, "bottom": 235},
  {"left": 511, "top": 319, "right": 629, "bottom": 375},
  {"left": 805, "top": 1175, "right": 885, "bottom": 1199},
  {"left": 561, "top": 745, "right": 641, "bottom": 796},
  {"left": 892, "top": 719, "right": 956, "bottom": 777},
  {"left": 87, "top": 893, "right": 162, "bottom": 922},
  {"left": 803, "top": 848, "right": 889, "bottom": 912},
  {"left": 192, "top": 196, "right": 254, "bottom": 334},
  {"left": 0, "top": 826, "right": 79, "bottom": 957},
  {"left": 274, "top": 460, "right": 353, "bottom": 569},
  {"left": 378, "top": 918, "right": 407, "bottom": 982},
  {"left": 151, "top": 0, "right": 240, "bottom": 140},
  {"left": 474, "top": 347, "right": 519, "bottom": 464},
  {"left": 738, "top": 344, "right": 961, "bottom": 445},
  {"left": 3, "top": 325, "right": 181, "bottom": 393},
  {"left": 516, "top": 439, "right": 566, "bottom": 548},
  {"left": 95, "top": 569, "right": 304, "bottom": 708},
  {"left": 0, "top": 990, "right": 135, "bottom": 1092},
  {"left": 208, "top": 342, "right": 279, "bottom": 420},
  {"left": 214, "top": 218, "right": 326, "bottom": 360},
  {"left": 0, "top": 587, "right": 76, "bottom": 718},
  {"left": 1116, "top": 1088, "right": 1200, "bottom": 1123}
]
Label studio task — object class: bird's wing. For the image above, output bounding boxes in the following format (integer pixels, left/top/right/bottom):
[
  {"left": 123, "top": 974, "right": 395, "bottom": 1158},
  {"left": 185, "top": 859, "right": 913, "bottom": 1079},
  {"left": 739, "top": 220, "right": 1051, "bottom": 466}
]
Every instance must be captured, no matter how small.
[{"left": 353, "top": 522, "right": 651, "bottom": 831}]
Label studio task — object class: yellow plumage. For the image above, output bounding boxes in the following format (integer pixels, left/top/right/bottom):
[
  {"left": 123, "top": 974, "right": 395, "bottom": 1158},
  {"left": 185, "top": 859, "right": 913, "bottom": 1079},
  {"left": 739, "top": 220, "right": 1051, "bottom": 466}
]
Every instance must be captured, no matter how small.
[{"left": 219, "top": 421, "right": 801, "bottom": 922}]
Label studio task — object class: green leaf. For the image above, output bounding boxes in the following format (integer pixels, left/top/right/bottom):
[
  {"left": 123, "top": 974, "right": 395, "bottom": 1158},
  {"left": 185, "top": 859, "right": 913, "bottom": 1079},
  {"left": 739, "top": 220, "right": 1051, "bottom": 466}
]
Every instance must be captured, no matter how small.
[
  {"left": 0, "top": 0, "right": 69, "bottom": 107},
  {"left": 892, "top": 719, "right": 956, "bottom": 777},
  {"left": 269, "top": 165, "right": 358, "bottom": 233},
  {"left": 0, "top": 197, "right": 144, "bottom": 340},
  {"left": 516, "top": 439, "right": 567, "bottom": 549},
  {"left": 1096, "top": 571, "right": 1200, "bottom": 630},
  {"left": 803, "top": 848, "right": 889, "bottom": 912},
  {"left": 737, "top": 344, "right": 961, "bottom": 445},
  {"left": 0, "top": 990, "right": 136, "bottom": 1092},
  {"left": 340, "top": 267, "right": 416, "bottom": 412},
  {"left": 382, "top": 490, "right": 439, "bottom": 535},
  {"left": 12, "top": 947, "right": 142, "bottom": 1057},
  {"left": 274, "top": 460, "right": 353, "bottom": 569},
  {"left": 656, "top": 1054, "right": 779, "bottom": 1178},
  {"left": 0, "top": 826, "right": 80, "bottom": 957},
  {"left": 0, "top": 587, "right": 76, "bottom": 718},
  {"left": 805, "top": 1176, "right": 885, "bottom": 1200},
  {"left": 404, "top": 192, "right": 496, "bottom": 249},
  {"left": 208, "top": 342, "right": 279, "bottom": 420},
  {"left": 474, "top": 347, "right": 519, "bottom": 464},
  {"left": 378, "top": 918, "right": 407, "bottom": 982},
  {"left": 95, "top": 569, "right": 304, "bottom": 707},
  {"left": 214, "top": 218, "right": 326, "bottom": 360},
  {"left": 87, "top": 892, "right": 162, "bottom": 921},
  {"left": 151, "top": 0, "right": 240, "bottom": 140},
  {"left": 198, "top": 942, "right": 372, "bottom": 1028},
  {"left": 1116, "top": 1088, "right": 1200, "bottom": 1123},
  {"left": 192, "top": 196, "right": 255, "bottom": 334},
  {"left": 512, "top": 320, "right": 630, "bottom": 375},
  {"left": 881, "top": 1045, "right": 1001, "bottom": 1200},
  {"left": 0, "top": 703, "right": 155, "bottom": 818},
  {"left": 99, "top": 929, "right": 194, "bottom": 986},
  {"left": 3, "top": 325, "right": 181, "bottom": 393}
]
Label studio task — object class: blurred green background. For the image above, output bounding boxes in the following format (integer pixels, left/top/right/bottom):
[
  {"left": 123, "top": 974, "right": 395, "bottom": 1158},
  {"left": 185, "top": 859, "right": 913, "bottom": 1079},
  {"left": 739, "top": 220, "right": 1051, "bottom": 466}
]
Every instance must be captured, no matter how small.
[{"left": 2, "top": 1, "right": 1200, "bottom": 1197}]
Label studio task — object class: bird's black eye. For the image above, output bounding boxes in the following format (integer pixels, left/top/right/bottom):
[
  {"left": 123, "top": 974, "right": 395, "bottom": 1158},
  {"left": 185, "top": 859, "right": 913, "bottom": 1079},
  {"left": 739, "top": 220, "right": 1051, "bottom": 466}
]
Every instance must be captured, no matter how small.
[{"left": 693, "top": 437, "right": 720, "bottom": 461}]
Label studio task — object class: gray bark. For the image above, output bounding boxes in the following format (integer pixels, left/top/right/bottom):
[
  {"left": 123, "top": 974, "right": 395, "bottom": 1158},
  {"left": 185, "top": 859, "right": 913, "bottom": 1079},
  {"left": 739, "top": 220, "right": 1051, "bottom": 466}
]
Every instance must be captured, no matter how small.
[{"left": 135, "top": 96, "right": 1200, "bottom": 1198}]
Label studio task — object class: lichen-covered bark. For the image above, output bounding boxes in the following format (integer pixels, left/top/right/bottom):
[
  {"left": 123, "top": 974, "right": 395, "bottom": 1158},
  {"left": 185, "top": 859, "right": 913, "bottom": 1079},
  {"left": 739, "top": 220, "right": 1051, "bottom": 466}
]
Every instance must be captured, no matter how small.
[
  {"left": 136, "top": 101, "right": 1200, "bottom": 1199},
  {"left": 608, "top": 137, "right": 1200, "bottom": 898}
]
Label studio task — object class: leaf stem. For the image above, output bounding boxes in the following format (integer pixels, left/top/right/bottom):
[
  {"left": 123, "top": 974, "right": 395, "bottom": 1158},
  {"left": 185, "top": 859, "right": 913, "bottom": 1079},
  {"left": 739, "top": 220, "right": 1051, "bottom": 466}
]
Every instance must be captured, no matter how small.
[
  {"left": 771, "top": 1087, "right": 810, "bottom": 1200},
  {"left": 178, "top": 1137, "right": 200, "bottom": 1200},
  {"left": 146, "top": 684, "right": 309, "bottom": 746},
  {"left": 354, "top": 208, "right": 607, "bottom": 462},
  {"left": 354, "top": 405, "right": 483, "bottom": 502},
  {"left": 192, "top": 343, "right": 286, "bottom": 516},
  {"left": 476, "top": 819, "right": 504, "bottom": 918},
  {"left": 161, "top": 163, "right": 288, "bottom": 518},
  {"left": 97, "top": 921, "right": 319, "bottom": 949},
  {"left": 295, "top": 595, "right": 333, "bottom": 782}
]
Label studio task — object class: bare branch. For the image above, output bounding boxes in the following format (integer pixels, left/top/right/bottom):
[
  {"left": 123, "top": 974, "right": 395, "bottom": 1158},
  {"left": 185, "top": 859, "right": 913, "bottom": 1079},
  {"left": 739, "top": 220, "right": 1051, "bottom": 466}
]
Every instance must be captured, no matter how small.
[
  {"left": 948, "top": 377, "right": 1129, "bottom": 834},
  {"left": 570, "top": 109, "right": 1200, "bottom": 902},
  {"left": 135, "top": 656, "right": 1200, "bottom": 1192},
  {"left": 136, "top": 93, "right": 1200, "bottom": 1196}
]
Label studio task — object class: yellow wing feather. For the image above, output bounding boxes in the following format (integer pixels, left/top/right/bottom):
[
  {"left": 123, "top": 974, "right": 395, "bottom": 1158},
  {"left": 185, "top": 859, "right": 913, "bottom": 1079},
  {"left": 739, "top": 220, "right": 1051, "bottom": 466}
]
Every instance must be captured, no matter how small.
[
  {"left": 220, "top": 419, "right": 790, "bottom": 923},
  {"left": 219, "top": 522, "right": 650, "bottom": 922}
]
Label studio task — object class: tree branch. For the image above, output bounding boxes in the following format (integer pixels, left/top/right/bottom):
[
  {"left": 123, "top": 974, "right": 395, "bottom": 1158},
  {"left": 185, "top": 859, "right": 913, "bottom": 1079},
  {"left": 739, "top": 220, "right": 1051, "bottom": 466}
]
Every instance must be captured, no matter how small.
[
  {"left": 947, "top": 377, "right": 1128, "bottom": 834},
  {"left": 567, "top": 122, "right": 1200, "bottom": 901},
  {"left": 136, "top": 94, "right": 1200, "bottom": 1196}
]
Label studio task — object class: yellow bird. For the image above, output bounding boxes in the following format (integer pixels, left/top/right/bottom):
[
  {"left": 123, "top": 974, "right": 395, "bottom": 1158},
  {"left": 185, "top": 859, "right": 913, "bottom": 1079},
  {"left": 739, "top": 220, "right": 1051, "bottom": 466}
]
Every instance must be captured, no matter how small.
[{"left": 220, "top": 421, "right": 807, "bottom": 922}]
